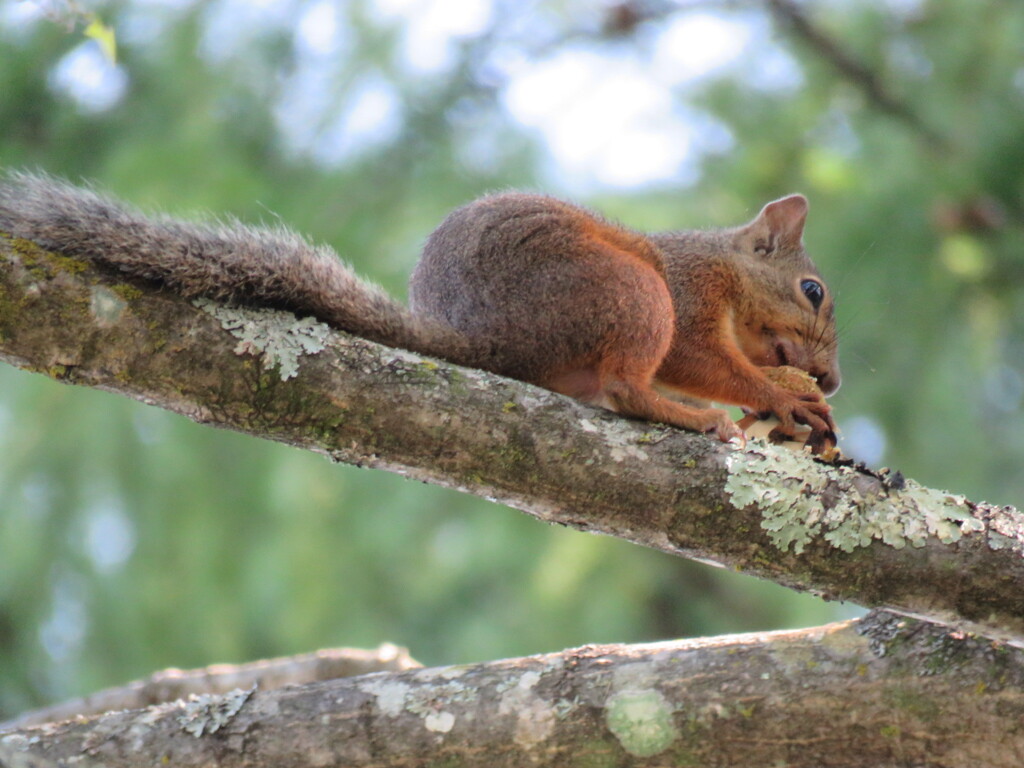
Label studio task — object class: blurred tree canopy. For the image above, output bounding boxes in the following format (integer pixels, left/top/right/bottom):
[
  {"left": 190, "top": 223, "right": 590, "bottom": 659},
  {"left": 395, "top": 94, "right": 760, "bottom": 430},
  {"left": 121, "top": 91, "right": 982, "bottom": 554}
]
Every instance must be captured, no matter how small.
[{"left": 1, "top": 0, "right": 1021, "bottom": 719}]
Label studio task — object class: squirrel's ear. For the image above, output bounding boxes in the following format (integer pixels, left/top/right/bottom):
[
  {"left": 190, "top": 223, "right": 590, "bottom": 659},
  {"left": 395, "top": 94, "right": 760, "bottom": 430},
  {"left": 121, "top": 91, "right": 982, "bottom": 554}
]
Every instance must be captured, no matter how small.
[{"left": 754, "top": 194, "right": 808, "bottom": 248}]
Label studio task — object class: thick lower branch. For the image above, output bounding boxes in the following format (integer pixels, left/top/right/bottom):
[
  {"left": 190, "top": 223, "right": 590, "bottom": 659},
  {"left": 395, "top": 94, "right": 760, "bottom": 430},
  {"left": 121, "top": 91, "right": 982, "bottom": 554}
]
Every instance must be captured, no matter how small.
[
  {"left": 1, "top": 645, "right": 420, "bottom": 731},
  {"left": 1, "top": 235, "right": 1023, "bottom": 647},
  {"left": 3, "top": 614, "right": 1023, "bottom": 767}
]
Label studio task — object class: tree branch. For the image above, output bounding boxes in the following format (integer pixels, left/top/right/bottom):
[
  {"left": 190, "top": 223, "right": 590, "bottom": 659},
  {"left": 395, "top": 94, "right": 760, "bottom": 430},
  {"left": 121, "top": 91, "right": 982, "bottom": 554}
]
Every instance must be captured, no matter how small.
[
  {"left": 3, "top": 613, "right": 1023, "bottom": 767},
  {"left": 765, "top": 0, "right": 949, "bottom": 149},
  {"left": 1, "top": 233, "right": 1023, "bottom": 649},
  {"left": 0, "top": 645, "right": 420, "bottom": 732}
]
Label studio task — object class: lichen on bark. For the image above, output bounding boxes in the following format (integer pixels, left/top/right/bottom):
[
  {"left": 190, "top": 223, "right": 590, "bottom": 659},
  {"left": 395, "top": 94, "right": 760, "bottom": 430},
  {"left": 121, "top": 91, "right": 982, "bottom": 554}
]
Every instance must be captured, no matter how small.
[{"left": 725, "top": 442, "right": 1021, "bottom": 556}]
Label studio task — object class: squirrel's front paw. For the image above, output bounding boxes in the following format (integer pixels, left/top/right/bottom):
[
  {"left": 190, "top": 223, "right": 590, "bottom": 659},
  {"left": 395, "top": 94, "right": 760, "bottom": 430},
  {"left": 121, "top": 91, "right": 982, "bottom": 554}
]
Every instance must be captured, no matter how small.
[
  {"left": 739, "top": 367, "right": 839, "bottom": 456},
  {"left": 762, "top": 390, "right": 837, "bottom": 454}
]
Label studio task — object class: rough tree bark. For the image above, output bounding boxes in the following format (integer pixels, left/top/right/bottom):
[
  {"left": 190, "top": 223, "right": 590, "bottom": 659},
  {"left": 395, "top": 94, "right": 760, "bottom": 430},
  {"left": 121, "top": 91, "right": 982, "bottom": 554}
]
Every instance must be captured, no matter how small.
[
  {"left": 1, "top": 233, "right": 1023, "bottom": 766},
  {"left": 3, "top": 613, "right": 1023, "bottom": 767},
  {"left": 1, "top": 645, "right": 421, "bottom": 732}
]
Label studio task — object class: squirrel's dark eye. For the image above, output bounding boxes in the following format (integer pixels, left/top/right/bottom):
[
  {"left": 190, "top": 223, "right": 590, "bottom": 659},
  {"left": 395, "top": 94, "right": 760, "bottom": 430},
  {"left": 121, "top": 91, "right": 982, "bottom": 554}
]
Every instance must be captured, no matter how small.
[{"left": 801, "top": 279, "right": 825, "bottom": 309}]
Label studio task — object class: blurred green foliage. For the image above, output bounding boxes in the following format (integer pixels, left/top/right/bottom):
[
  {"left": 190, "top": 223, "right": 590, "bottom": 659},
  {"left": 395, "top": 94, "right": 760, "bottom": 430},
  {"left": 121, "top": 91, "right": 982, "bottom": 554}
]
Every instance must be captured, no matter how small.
[{"left": 1, "top": 0, "right": 1022, "bottom": 718}]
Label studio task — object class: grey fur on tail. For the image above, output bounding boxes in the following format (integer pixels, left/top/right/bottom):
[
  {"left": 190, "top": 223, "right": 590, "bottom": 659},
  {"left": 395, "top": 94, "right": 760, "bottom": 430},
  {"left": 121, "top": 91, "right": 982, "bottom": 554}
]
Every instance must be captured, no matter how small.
[{"left": 0, "top": 171, "right": 469, "bottom": 363}]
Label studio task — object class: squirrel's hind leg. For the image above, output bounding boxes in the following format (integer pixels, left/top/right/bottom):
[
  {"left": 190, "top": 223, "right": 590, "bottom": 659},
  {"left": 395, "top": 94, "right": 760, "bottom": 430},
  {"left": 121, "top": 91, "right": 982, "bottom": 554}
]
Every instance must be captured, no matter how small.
[
  {"left": 544, "top": 368, "right": 614, "bottom": 411},
  {"left": 601, "top": 373, "right": 743, "bottom": 444},
  {"left": 545, "top": 358, "right": 743, "bottom": 444}
]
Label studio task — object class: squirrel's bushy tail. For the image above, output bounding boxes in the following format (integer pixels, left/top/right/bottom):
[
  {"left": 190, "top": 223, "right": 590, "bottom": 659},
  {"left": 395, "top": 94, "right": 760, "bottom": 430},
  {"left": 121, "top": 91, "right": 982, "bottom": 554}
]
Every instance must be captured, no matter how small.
[{"left": 0, "top": 171, "right": 471, "bottom": 363}]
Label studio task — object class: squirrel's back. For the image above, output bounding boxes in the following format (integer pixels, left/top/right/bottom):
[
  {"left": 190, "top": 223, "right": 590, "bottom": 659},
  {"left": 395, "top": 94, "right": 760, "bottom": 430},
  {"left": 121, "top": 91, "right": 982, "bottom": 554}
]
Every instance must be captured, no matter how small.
[{"left": 411, "top": 192, "right": 671, "bottom": 385}]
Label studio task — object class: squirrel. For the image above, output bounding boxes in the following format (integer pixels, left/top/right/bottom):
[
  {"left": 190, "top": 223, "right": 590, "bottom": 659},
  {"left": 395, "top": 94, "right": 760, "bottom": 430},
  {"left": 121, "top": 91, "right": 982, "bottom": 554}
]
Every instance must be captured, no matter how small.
[{"left": 0, "top": 172, "right": 839, "bottom": 451}]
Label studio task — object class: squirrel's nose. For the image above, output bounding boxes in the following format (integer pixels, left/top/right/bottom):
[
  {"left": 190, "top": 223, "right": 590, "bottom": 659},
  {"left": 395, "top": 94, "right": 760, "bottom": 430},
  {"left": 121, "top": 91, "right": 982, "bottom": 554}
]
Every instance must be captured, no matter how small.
[{"left": 814, "top": 367, "right": 841, "bottom": 397}]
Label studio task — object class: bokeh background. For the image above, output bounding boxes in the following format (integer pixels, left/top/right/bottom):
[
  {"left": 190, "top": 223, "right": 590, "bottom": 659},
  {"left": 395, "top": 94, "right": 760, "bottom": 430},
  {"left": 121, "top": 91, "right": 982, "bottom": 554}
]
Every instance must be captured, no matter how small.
[{"left": 1, "top": 0, "right": 1022, "bottom": 719}]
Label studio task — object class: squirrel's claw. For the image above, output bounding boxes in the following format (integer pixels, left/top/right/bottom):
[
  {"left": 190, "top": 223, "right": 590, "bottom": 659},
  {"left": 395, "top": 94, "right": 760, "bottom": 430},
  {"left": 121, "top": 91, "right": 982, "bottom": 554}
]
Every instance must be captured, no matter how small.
[
  {"left": 706, "top": 412, "right": 745, "bottom": 445},
  {"left": 804, "top": 428, "right": 838, "bottom": 455}
]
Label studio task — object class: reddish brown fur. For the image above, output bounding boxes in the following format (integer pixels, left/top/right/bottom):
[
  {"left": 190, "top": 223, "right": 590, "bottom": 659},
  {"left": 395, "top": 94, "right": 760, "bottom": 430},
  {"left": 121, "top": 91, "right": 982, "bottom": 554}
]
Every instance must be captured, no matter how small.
[{"left": 412, "top": 192, "right": 839, "bottom": 447}]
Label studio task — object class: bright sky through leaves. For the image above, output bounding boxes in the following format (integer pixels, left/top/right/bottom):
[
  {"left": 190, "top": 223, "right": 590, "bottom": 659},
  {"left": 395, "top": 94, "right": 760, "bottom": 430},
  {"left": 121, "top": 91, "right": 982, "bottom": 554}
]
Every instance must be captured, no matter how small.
[{"left": 23, "top": 0, "right": 780, "bottom": 190}]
